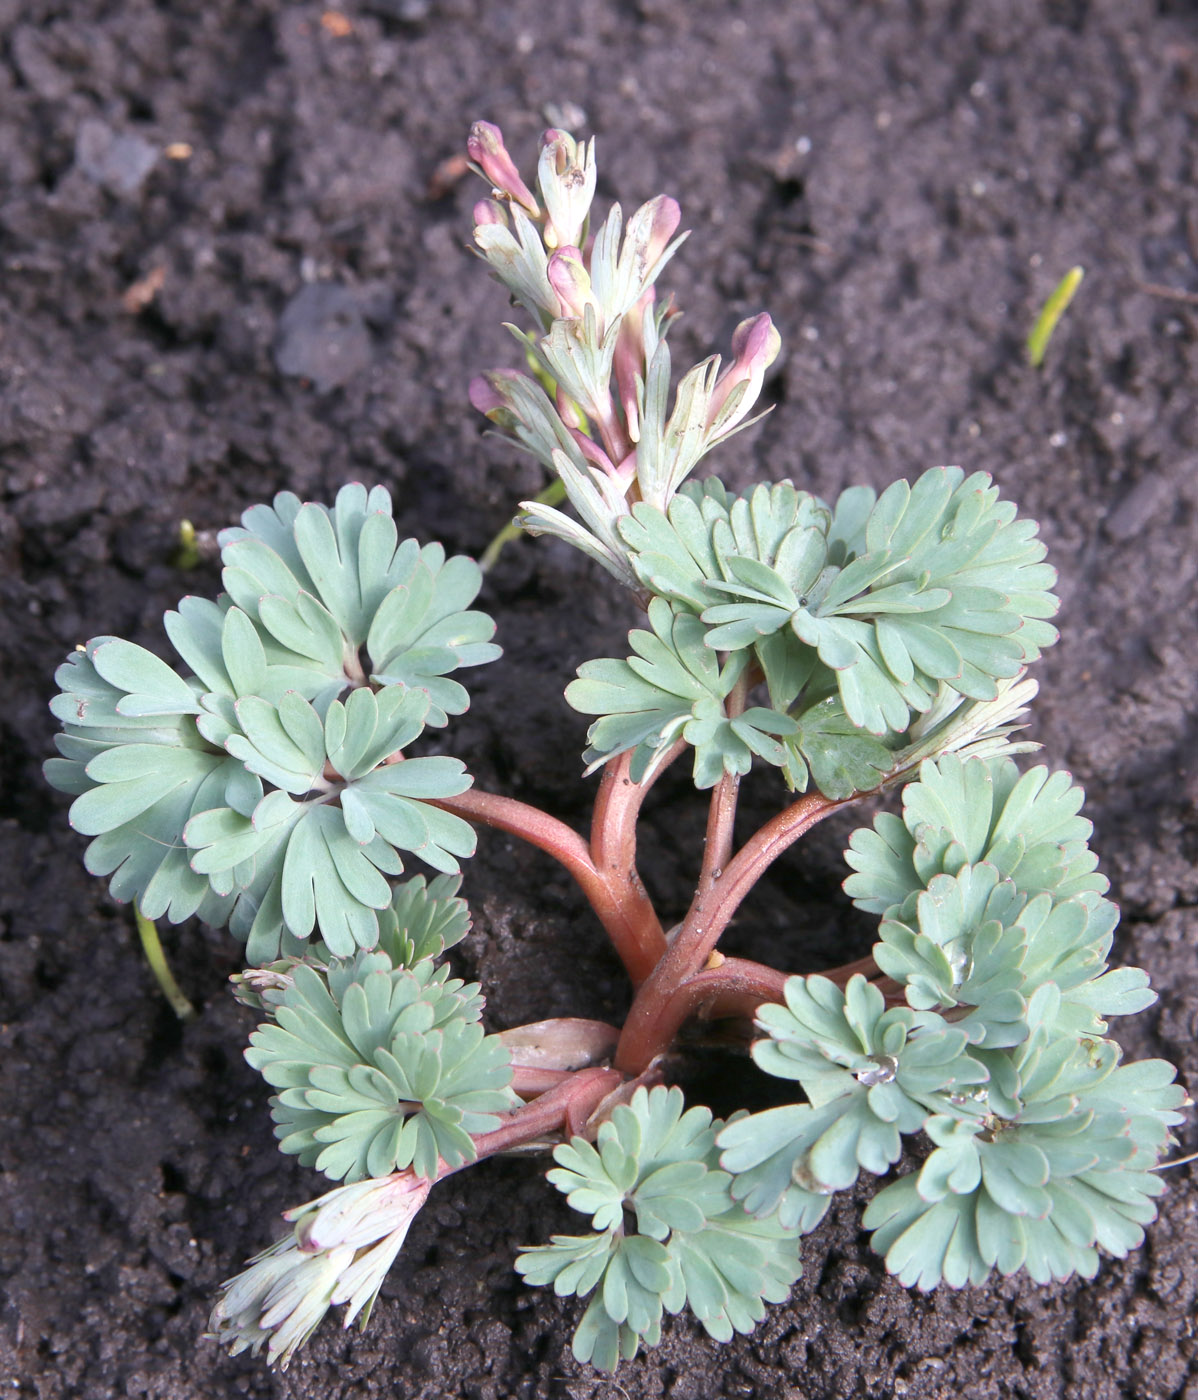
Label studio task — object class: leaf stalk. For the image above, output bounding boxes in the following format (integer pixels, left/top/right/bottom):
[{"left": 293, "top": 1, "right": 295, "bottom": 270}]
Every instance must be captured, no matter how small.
[{"left": 134, "top": 901, "right": 197, "bottom": 1022}]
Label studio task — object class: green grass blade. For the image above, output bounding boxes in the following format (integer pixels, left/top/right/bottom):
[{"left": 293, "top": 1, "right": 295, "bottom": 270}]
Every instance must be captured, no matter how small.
[{"left": 1027, "top": 266, "right": 1085, "bottom": 368}]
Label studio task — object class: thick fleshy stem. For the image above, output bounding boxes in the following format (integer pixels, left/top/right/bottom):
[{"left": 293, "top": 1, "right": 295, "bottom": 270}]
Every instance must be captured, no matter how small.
[
  {"left": 665, "top": 955, "right": 789, "bottom": 1026},
  {"left": 614, "top": 790, "right": 850, "bottom": 1074},
  {"left": 696, "top": 768, "right": 741, "bottom": 896},
  {"left": 464, "top": 1066, "right": 624, "bottom": 1163},
  {"left": 510, "top": 1065, "right": 580, "bottom": 1097},
  {"left": 652, "top": 950, "right": 892, "bottom": 1036},
  {"left": 587, "top": 744, "right": 686, "bottom": 978},
  {"left": 431, "top": 784, "right": 666, "bottom": 986}
]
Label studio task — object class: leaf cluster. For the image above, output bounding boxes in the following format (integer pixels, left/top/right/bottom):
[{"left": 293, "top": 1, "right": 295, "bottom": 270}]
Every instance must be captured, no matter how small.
[
  {"left": 231, "top": 873, "right": 472, "bottom": 1012},
  {"left": 719, "top": 753, "right": 1186, "bottom": 1289},
  {"left": 245, "top": 891, "right": 515, "bottom": 1184},
  {"left": 719, "top": 974, "right": 985, "bottom": 1226},
  {"left": 516, "top": 1087, "right": 801, "bottom": 1371},
  {"left": 45, "top": 484, "right": 500, "bottom": 962},
  {"left": 567, "top": 470, "right": 1058, "bottom": 793}
]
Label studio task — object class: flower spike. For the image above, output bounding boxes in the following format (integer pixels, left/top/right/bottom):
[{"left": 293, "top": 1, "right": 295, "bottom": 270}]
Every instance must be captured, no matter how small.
[{"left": 209, "top": 1172, "right": 432, "bottom": 1368}]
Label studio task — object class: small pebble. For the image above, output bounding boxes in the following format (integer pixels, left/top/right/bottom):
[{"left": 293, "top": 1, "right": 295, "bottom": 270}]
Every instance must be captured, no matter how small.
[
  {"left": 75, "top": 120, "right": 158, "bottom": 196},
  {"left": 274, "top": 283, "right": 371, "bottom": 393},
  {"left": 1104, "top": 468, "right": 1174, "bottom": 542}
]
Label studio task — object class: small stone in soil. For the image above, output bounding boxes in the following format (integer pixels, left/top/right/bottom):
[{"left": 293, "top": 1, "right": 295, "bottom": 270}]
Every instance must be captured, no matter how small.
[{"left": 274, "top": 283, "right": 372, "bottom": 393}]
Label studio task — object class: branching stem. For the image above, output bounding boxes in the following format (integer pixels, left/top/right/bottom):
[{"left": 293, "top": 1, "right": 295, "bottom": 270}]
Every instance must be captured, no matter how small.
[
  {"left": 432, "top": 789, "right": 655, "bottom": 982},
  {"left": 436, "top": 737, "right": 686, "bottom": 987},
  {"left": 588, "top": 745, "right": 685, "bottom": 977},
  {"left": 652, "top": 950, "right": 888, "bottom": 1035},
  {"left": 614, "top": 790, "right": 850, "bottom": 1074},
  {"left": 464, "top": 1066, "right": 624, "bottom": 1163},
  {"left": 437, "top": 732, "right": 867, "bottom": 1082}
]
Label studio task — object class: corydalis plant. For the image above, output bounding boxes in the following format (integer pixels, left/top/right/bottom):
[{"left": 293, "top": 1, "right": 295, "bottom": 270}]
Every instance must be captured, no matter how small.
[{"left": 45, "top": 120, "right": 1186, "bottom": 1374}]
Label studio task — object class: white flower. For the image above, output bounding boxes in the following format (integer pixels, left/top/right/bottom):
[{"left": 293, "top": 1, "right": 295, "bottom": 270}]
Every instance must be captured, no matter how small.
[
  {"left": 208, "top": 1170, "right": 432, "bottom": 1368},
  {"left": 538, "top": 129, "right": 597, "bottom": 251}
]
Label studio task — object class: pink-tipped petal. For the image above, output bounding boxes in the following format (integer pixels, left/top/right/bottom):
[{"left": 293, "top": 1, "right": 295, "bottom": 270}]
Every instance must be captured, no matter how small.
[
  {"left": 613, "top": 289, "right": 654, "bottom": 442},
  {"left": 466, "top": 121, "right": 539, "bottom": 215},
  {"left": 645, "top": 195, "right": 682, "bottom": 266},
  {"left": 468, "top": 373, "right": 508, "bottom": 417},
  {"left": 546, "top": 246, "right": 596, "bottom": 321},
  {"left": 729, "top": 311, "right": 780, "bottom": 366},
  {"left": 540, "top": 128, "right": 570, "bottom": 169},
  {"left": 569, "top": 426, "right": 616, "bottom": 474},
  {"left": 472, "top": 198, "right": 508, "bottom": 228},
  {"left": 707, "top": 314, "right": 781, "bottom": 431},
  {"left": 555, "top": 385, "right": 586, "bottom": 432}
]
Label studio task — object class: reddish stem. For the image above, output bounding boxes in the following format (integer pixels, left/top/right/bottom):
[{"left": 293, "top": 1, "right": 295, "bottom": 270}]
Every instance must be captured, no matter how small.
[
  {"left": 590, "top": 742, "right": 683, "bottom": 864},
  {"left": 587, "top": 746, "right": 685, "bottom": 978},
  {"left": 509, "top": 1065, "right": 579, "bottom": 1097},
  {"left": 664, "top": 955, "right": 791, "bottom": 1027},
  {"left": 464, "top": 1066, "right": 624, "bottom": 1163},
  {"left": 692, "top": 672, "right": 747, "bottom": 897},
  {"left": 648, "top": 950, "right": 890, "bottom": 1043},
  {"left": 432, "top": 786, "right": 592, "bottom": 869},
  {"left": 432, "top": 786, "right": 665, "bottom": 985},
  {"left": 615, "top": 790, "right": 848, "bottom": 1074},
  {"left": 696, "top": 768, "right": 741, "bottom": 896}
]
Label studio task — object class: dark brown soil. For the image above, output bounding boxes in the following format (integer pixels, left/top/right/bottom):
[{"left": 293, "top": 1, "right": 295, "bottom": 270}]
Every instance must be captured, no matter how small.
[{"left": 3, "top": 2, "right": 1198, "bottom": 1397}]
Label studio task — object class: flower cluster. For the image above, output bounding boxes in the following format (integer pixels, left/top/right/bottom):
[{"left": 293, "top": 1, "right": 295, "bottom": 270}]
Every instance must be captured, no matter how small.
[
  {"left": 468, "top": 120, "right": 780, "bottom": 587},
  {"left": 209, "top": 1171, "right": 432, "bottom": 1369}
]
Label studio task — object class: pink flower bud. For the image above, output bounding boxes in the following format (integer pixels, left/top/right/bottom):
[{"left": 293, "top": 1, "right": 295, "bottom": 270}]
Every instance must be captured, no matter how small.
[
  {"left": 643, "top": 195, "right": 681, "bottom": 268},
  {"left": 466, "top": 121, "right": 539, "bottom": 216},
  {"left": 468, "top": 373, "right": 511, "bottom": 418},
  {"left": 210, "top": 1171, "right": 435, "bottom": 1369},
  {"left": 546, "top": 246, "right": 598, "bottom": 321},
  {"left": 472, "top": 198, "right": 508, "bottom": 229},
  {"left": 555, "top": 385, "right": 586, "bottom": 432},
  {"left": 570, "top": 426, "right": 616, "bottom": 475},
  {"left": 706, "top": 313, "right": 781, "bottom": 434},
  {"left": 540, "top": 128, "right": 571, "bottom": 173},
  {"left": 291, "top": 1172, "right": 432, "bottom": 1255},
  {"left": 730, "top": 312, "right": 780, "bottom": 367}
]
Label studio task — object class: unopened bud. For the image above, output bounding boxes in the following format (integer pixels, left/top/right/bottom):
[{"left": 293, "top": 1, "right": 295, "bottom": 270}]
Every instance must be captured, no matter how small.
[
  {"left": 546, "top": 246, "right": 599, "bottom": 322},
  {"left": 466, "top": 121, "right": 539, "bottom": 216},
  {"left": 472, "top": 198, "right": 508, "bottom": 229},
  {"left": 707, "top": 313, "right": 781, "bottom": 434},
  {"left": 613, "top": 289, "right": 655, "bottom": 442},
  {"left": 208, "top": 1172, "right": 432, "bottom": 1369},
  {"left": 555, "top": 386, "right": 587, "bottom": 433},
  {"left": 730, "top": 312, "right": 781, "bottom": 369},
  {"left": 289, "top": 1172, "right": 432, "bottom": 1254},
  {"left": 541, "top": 128, "right": 572, "bottom": 174},
  {"left": 469, "top": 372, "right": 514, "bottom": 420},
  {"left": 642, "top": 195, "right": 681, "bottom": 268}
]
